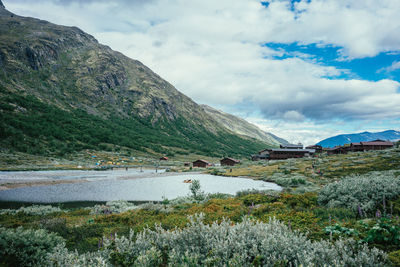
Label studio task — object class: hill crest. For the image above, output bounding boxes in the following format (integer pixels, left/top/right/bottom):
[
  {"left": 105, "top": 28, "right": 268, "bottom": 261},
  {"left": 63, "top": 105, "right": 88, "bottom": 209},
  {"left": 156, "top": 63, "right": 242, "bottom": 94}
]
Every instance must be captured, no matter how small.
[{"left": 316, "top": 130, "right": 400, "bottom": 148}]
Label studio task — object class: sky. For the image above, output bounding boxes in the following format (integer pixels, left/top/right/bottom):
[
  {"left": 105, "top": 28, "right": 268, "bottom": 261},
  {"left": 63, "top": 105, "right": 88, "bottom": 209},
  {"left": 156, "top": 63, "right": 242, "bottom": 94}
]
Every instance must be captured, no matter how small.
[{"left": 4, "top": 0, "right": 400, "bottom": 145}]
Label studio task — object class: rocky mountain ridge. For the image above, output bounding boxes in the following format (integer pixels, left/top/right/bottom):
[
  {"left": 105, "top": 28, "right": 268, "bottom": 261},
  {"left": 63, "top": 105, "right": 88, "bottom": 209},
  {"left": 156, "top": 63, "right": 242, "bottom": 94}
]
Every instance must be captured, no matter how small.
[
  {"left": 0, "top": 3, "right": 279, "bottom": 158},
  {"left": 201, "top": 105, "right": 287, "bottom": 145}
]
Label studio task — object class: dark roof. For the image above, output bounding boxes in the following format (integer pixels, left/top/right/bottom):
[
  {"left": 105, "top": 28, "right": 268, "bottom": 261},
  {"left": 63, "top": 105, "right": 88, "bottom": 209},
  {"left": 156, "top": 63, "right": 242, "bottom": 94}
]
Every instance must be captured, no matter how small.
[
  {"left": 350, "top": 142, "right": 362, "bottom": 146},
  {"left": 271, "top": 149, "right": 315, "bottom": 153},
  {"left": 360, "top": 141, "right": 394, "bottom": 146},
  {"left": 193, "top": 159, "right": 209, "bottom": 164},
  {"left": 306, "top": 145, "right": 322, "bottom": 149},
  {"left": 221, "top": 157, "right": 240, "bottom": 163},
  {"left": 280, "top": 144, "right": 303, "bottom": 149}
]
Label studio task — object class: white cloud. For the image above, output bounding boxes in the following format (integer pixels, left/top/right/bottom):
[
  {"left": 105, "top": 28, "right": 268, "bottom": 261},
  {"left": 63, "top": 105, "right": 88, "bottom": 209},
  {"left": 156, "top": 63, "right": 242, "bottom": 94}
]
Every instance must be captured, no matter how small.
[
  {"left": 264, "top": 0, "right": 400, "bottom": 59},
  {"left": 378, "top": 61, "right": 400, "bottom": 73},
  {"left": 4, "top": 0, "right": 400, "bottom": 141}
]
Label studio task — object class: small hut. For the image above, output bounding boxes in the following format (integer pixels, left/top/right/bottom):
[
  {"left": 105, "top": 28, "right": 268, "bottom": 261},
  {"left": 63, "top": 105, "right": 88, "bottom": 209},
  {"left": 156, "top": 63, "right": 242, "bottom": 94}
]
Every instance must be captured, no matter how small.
[
  {"left": 159, "top": 156, "right": 169, "bottom": 161},
  {"left": 193, "top": 159, "right": 209, "bottom": 168},
  {"left": 220, "top": 157, "right": 240, "bottom": 166}
]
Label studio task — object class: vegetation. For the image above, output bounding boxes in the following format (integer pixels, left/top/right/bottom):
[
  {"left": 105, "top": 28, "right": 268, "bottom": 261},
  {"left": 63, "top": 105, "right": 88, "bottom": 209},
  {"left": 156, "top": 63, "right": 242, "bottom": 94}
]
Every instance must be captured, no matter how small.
[
  {"left": 1, "top": 145, "right": 400, "bottom": 266},
  {"left": 0, "top": 92, "right": 267, "bottom": 159},
  {"left": 209, "top": 148, "right": 400, "bottom": 192},
  {"left": 0, "top": 227, "right": 64, "bottom": 266},
  {"left": 318, "top": 171, "right": 400, "bottom": 215}
]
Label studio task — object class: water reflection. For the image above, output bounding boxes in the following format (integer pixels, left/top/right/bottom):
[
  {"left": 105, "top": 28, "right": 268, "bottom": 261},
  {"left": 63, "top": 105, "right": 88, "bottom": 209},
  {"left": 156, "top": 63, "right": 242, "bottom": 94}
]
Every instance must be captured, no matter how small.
[{"left": 0, "top": 172, "right": 281, "bottom": 203}]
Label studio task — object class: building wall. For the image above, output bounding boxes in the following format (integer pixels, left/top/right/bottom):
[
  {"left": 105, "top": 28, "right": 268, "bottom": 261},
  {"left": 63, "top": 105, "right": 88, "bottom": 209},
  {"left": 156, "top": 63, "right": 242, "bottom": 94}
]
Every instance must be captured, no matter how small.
[
  {"left": 221, "top": 159, "right": 237, "bottom": 166},
  {"left": 193, "top": 161, "right": 207, "bottom": 168}
]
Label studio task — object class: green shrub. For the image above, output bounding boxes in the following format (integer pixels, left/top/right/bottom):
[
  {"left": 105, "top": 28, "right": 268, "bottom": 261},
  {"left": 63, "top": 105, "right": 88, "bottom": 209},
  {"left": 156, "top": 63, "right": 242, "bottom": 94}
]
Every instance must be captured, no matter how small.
[
  {"left": 388, "top": 249, "right": 400, "bottom": 266},
  {"left": 318, "top": 171, "right": 400, "bottom": 215},
  {"left": 239, "top": 193, "right": 273, "bottom": 206},
  {"left": 324, "top": 224, "right": 359, "bottom": 238},
  {"left": 0, "top": 227, "right": 64, "bottom": 266},
  {"left": 47, "top": 214, "right": 388, "bottom": 266},
  {"left": 363, "top": 218, "right": 400, "bottom": 249}
]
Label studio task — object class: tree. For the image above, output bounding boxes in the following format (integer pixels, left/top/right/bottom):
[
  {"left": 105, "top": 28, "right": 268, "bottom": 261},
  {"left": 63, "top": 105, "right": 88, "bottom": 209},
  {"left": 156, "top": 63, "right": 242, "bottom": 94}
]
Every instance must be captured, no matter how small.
[{"left": 189, "top": 179, "right": 204, "bottom": 201}]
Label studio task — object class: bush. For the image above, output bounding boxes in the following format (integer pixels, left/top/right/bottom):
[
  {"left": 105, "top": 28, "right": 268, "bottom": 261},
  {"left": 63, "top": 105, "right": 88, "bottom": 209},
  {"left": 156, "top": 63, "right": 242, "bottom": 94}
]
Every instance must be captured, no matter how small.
[
  {"left": 388, "top": 249, "right": 400, "bottom": 266},
  {"left": 239, "top": 193, "right": 273, "bottom": 206},
  {"left": 0, "top": 227, "right": 64, "bottom": 266},
  {"left": 0, "top": 205, "right": 63, "bottom": 215},
  {"left": 363, "top": 218, "right": 400, "bottom": 249},
  {"left": 89, "top": 200, "right": 138, "bottom": 215},
  {"left": 47, "top": 214, "right": 388, "bottom": 266},
  {"left": 318, "top": 171, "right": 400, "bottom": 215}
]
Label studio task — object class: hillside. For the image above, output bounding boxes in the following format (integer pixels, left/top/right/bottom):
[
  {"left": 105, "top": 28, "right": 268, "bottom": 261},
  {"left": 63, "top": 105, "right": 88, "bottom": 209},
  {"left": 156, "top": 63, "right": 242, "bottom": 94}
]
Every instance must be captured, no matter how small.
[
  {"left": 316, "top": 130, "right": 400, "bottom": 148},
  {"left": 201, "top": 105, "right": 287, "bottom": 146},
  {"left": 0, "top": 3, "right": 275, "bottom": 158}
]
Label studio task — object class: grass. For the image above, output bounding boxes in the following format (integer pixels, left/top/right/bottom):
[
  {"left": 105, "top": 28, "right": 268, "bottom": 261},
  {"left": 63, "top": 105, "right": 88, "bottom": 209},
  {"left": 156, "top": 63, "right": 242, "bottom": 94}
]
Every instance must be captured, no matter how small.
[
  {"left": 1, "top": 145, "right": 400, "bottom": 264},
  {"left": 208, "top": 147, "right": 400, "bottom": 190}
]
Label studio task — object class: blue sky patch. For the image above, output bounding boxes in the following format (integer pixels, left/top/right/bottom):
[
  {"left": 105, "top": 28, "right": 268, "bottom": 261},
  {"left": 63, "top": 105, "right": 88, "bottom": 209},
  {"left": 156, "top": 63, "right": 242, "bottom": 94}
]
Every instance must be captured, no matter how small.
[{"left": 264, "top": 42, "right": 400, "bottom": 82}]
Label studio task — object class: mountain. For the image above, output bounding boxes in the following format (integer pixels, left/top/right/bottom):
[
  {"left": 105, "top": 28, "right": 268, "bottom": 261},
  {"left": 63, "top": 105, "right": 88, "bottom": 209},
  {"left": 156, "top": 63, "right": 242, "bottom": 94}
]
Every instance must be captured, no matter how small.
[
  {"left": 316, "top": 130, "right": 400, "bottom": 148},
  {"left": 0, "top": 3, "right": 274, "bottom": 158},
  {"left": 201, "top": 105, "right": 287, "bottom": 146}
]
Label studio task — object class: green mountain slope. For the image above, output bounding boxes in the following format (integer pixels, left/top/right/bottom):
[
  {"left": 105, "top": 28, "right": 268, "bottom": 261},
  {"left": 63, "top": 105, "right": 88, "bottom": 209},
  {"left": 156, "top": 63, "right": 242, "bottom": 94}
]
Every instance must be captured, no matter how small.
[
  {"left": 0, "top": 3, "right": 274, "bottom": 158},
  {"left": 201, "top": 105, "right": 287, "bottom": 146}
]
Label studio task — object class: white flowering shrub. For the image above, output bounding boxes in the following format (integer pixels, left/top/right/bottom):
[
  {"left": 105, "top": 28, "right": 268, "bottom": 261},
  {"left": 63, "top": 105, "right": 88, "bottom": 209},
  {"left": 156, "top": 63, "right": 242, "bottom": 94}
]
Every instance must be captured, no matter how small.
[
  {"left": 89, "top": 200, "right": 139, "bottom": 214},
  {"left": 0, "top": 227, "right": 64, "bottom": 266},
  {"left": 48, "top": 214, "right": 387, "bottom": 266},
  {"left": 47, "top": 245, "right": 108, "bottom": 267},
  {"left": 318, "top": 171, "right": 400, "bottom": 214},
  {"left": 0, "top": 205, "right": 63, "bottom": 215}
]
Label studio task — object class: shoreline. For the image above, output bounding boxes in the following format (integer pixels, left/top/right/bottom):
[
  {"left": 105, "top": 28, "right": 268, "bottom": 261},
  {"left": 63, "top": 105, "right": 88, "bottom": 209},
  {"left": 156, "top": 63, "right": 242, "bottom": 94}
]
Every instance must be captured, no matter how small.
[{"left": 0, "top": 171, "right": 204, "bottom": 191}]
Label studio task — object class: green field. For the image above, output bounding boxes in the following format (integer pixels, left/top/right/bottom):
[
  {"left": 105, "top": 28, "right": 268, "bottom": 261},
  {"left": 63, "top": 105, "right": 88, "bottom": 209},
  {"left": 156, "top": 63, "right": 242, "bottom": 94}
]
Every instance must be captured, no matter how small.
[{"left": 1, "top": 148, "right": 400, "bottom": 265}]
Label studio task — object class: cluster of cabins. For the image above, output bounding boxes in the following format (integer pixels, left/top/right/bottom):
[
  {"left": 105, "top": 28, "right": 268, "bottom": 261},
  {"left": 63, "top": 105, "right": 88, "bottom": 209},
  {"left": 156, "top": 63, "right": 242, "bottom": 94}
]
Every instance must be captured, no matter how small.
[
  {"left": 251, "top": 139, "right": 395, "bottom": 160},
  {"left": 192, "top": 158, "right": 240, "bottom": 168},
  {"left": 161, "top": 140, "right": 395, "bottom": 166},
  {"left": 326, "top": 140, "right": 394, "bottom": 155}
]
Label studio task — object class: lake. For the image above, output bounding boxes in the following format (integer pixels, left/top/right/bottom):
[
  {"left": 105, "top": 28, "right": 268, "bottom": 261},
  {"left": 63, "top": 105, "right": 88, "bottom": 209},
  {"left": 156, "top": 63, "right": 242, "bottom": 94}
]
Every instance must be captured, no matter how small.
[{"left": 0, "top": 170, "right": 281, "bottom": 203}]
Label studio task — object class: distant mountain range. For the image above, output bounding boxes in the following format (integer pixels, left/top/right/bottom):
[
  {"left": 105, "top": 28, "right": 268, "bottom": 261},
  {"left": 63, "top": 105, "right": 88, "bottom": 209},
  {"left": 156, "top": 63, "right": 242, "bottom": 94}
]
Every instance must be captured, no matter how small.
[
  {"left": 201, "top": 105, "right": 287, "bottom": 146},
  {"left": 316, "top": 130, "right": 400, "bottom": 148},
  {"left": 0, "top": 2, "right": 283, "bottom": 158}
]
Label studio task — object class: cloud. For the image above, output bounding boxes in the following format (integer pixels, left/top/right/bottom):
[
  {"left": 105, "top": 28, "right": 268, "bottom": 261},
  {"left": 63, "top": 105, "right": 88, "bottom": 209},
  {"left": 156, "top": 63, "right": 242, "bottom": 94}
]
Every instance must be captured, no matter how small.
[
  {"left": 378, "top": 61, "right": 400, "bottom": 73},
  {"left": 263, "top": 0, "right": 400, "bottom": 59},
  {"left": 4, "top": 0, "right": 400, "bottom": 138}
]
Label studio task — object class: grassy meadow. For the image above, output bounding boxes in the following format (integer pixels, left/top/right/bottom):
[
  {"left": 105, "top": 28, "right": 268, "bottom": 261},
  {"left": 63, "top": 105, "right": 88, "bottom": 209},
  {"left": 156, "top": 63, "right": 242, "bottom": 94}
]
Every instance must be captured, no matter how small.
[{"left": 1, "top": 147, "right": 400, "bottom": 266}]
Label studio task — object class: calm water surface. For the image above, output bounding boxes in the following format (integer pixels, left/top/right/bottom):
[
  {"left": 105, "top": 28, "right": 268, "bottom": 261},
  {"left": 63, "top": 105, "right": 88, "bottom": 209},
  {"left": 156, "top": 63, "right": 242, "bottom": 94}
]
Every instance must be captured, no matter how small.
[{"left": 0, "top": 170, "right": 281, "bottom": 203}]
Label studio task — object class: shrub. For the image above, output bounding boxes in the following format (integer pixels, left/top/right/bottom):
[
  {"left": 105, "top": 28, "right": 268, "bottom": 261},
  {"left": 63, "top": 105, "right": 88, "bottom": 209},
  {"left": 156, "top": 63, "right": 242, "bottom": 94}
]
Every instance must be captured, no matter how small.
[
  {"left": 236, "top": 189, "right": 280, "bottom": 198},
  {"left": 47, "top": 245, "right": 107, "bottom": 267},
  {"left": 318, "top": 171, "right": 400, "bottom": 215},
  {"left": 388, "top": 249, "right": 400, "bottom": 266},
  {"left": 89, "top": 200, "right": 139, "bottom": 215},
  {"left": 0, "top": 205, "right": 63, "bottom": 215},
  {"left": 189, "top": 179, "right": 205, "bottom": 201},
  {"left": 363, "top": 218, "right": 400, "bottom": 249},
  {"left": 0, "top": 227, "right": 64, "bottom": 266},
  {"left": 239, "top": 193, "right": 273, "bottom": 206},
  {"left": 48, "top": 214, "right": 388, "bottom": 266}
]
